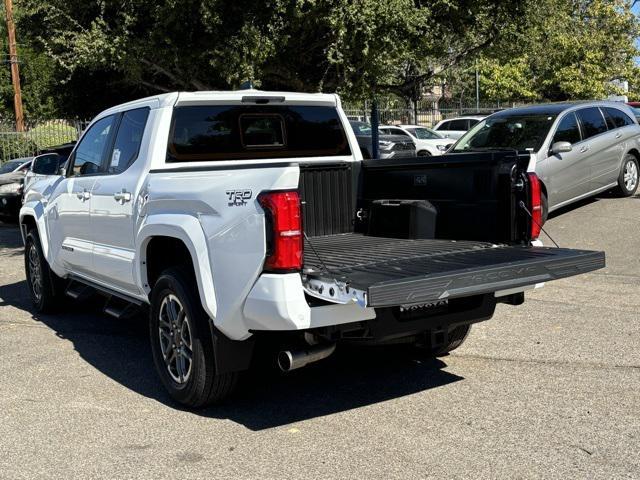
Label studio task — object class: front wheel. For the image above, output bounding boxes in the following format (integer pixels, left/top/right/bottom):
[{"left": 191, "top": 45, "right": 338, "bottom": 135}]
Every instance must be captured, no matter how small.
[
  {"left": 616, "top": 154, "right": 639, "bottom": 197},
  {"left": 24, "top": 229, "right": 65, "bottom": 313},
  {"left": 149, "top": 267, "right": 238, "bottom": 408}
]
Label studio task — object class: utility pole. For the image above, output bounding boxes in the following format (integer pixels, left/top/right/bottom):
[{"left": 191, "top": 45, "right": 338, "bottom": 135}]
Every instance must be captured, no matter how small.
[
  {"left": 475, "top": 59, "right": 480, "bottom": 113},
  {"left": 4, "top": 0, "right": 24, "bottom": 132},
  {"left": 371, "top": 98, "right": 379, "bottom": 159}
]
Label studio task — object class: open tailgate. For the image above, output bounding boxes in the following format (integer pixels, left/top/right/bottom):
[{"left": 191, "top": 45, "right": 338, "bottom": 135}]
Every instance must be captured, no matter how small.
[{"left": 303, "top": 234, "right": 605, "bottom": 308}]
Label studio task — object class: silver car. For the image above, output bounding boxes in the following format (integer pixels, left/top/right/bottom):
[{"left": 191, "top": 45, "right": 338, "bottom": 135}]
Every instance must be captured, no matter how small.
[{"left": 450, "top": 102, "right": 640, "bottom": 215}]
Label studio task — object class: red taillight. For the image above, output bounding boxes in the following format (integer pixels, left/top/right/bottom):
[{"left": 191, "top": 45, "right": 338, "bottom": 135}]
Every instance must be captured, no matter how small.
[
  {"left": 528, "top": 172, "right": 542, "bottom": 240},
  {"left": 258, "top": 191, "right": 303, "bottom": 271}
]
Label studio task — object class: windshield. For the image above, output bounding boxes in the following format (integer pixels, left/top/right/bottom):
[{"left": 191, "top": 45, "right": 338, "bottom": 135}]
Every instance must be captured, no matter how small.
[
  {"left": 452, "top": 114, "right": 557, "bottom": 153},
  {"left": 407, "top": 127, "right": 443, "bottom": 140},
  {"left": 350, "top": 121, "right": 372, "bottom": 135},
  {"left": 0, "top": 160, "right": 24, "bottom": 174}
]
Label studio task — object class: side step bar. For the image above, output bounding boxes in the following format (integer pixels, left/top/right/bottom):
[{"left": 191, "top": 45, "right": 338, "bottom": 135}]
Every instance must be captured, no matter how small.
[{"left": 65, "top": 275, "right": 143, "bottom": 318}]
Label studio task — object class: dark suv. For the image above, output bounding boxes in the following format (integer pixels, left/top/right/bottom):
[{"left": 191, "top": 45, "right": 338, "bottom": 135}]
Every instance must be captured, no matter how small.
[{"left": 349, "top": 121, "right": 416, "bottom": 159}]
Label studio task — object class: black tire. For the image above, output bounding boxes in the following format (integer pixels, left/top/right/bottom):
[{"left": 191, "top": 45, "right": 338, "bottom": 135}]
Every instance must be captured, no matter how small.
[
  {"left": 24, "top": 229, "right": 65, "bottom": 313},
  {"left": 149, "top": 267, "right": 238, "bottom": 408},
  {"left": 417, "top": 150, "right": 431, "bottom": 157},
  {"left": 615, "top": 154, "right": 639, "bottom": 197},
  {"left": 541, "top": 192, "right": 549, "bottom": 224},
  {"left": 415, "top": 324, "right": 472, "bottom": 357}
]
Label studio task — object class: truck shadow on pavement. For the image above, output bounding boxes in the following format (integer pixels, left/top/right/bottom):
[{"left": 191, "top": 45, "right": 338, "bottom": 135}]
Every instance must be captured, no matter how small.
[{"left": 0, "top": 278, "right": 462, "bottom": 431}]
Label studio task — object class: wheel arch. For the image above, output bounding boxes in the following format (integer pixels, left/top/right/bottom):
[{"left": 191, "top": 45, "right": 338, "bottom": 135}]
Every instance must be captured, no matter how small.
[
  {"left": 137, "top": 216, "right": 217, "bottom": 320},
  {"left": 19, "top": 204, "right": 51, "bottom": 261},
  {"left": 625, "top": 148, "right": 640, "bottom": 163}
]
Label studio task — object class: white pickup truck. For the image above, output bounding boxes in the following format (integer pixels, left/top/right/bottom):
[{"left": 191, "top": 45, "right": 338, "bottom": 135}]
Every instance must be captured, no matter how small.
[{"left": 20, "top": 90, "right": 605, "bottom": 408}]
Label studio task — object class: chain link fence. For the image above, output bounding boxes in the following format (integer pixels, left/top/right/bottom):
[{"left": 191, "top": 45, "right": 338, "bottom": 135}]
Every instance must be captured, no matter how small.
[
  {"left": 344, "top": 98, "right": 519, "bottom": 127},
  {"left": 0, "top": 119, "right": 90, "bottom": 164}
]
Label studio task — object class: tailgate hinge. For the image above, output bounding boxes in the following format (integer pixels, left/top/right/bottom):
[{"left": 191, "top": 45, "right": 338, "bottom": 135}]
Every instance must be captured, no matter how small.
[{"left": 303, "top": 276, "right": 368, "bottom": 307}]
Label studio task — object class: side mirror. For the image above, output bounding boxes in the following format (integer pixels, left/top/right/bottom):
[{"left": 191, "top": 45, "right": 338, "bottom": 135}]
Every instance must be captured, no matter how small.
[
  {"left": 551, "top": 141, "right": 572, "bottom": 155},
  {"left": 32, "top": 153, "right": 62, "bottom": 175}
]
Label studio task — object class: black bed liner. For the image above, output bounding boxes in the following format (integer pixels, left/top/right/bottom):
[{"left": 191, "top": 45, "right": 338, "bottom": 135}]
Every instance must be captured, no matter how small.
[{"left": 303, "top": 234, "right": 605, "bottom": 307}]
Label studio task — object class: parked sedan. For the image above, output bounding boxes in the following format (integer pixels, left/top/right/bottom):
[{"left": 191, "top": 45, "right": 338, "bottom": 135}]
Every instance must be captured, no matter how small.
[
  {"left": 379, "top": 125, "right": 454, "bottom": 156},
  {"left": 0, "top": 157, "right": 32, "bottom": 220},
  {"left": 433, "top": 115, "right": 486, "bottom": 140},
  {"left": 349, "top": 121, "right": 416, "bottom": 159},
  {"left": 450, "top": 102, "right": 640, "bottom": 216}
]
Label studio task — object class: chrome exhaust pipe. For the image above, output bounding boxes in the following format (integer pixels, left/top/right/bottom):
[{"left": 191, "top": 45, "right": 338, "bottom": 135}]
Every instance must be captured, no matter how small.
[{"left": 278, "top": 343, "right": 336, "bottom": 372}]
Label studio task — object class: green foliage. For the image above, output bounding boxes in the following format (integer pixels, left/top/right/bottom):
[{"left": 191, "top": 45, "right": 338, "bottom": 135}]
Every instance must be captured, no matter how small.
[
  {"left": 474, "top": 0, "right": 640, "bottom": 102},
  {"left": 2, "top": 0, "right": 639, "bottom": 119},
  {"left": 27, "top": 121, "right": 77, "bottom": 149},
  {"left": 0, "top": 133, "right": 38, "bottom": 162}
]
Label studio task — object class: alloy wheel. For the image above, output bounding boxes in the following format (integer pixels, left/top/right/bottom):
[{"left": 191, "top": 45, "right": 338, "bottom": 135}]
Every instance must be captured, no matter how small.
[
  {"left": 27, "top": 243, "right": 42, "bottom": 302},
  {"left": 158, "top": 294, "right": 193, "bottom": 384},
  {"left": 623, "top": 160, "right": 638, "bottom": 192}
]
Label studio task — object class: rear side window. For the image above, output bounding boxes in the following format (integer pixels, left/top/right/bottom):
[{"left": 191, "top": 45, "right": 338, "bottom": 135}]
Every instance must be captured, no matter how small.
[
  {"left": 577, "top": 108, "right": 607, "bottom": 139},
  {"left": 604, "top": 107, "right": 634, "bottom": 128},
  {"left": 108, "top": 107, "right": 150, "bottom": 174},
  {"left": 167, "top": 105, "right": 350, "bottom": 161},
  {"left": 449, "top": 119, "right": 469, "bottom": 130},
  {"left": 553, "top": 113, "right": 581, "bottom": 145},
  {"left": 389, "top": 128, "right": 410, "bottom": 137},
  {"left": 435, "top": 121, "right": 451, "bottom": 131},
  {"left": 468, "top": 119, "right": 480, "bottom": 127}
]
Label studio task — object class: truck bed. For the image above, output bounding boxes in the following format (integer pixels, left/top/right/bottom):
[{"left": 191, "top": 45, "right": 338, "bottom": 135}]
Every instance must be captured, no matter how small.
[{"left": 303, "top": 233, "right": 604, "bottom": 307}]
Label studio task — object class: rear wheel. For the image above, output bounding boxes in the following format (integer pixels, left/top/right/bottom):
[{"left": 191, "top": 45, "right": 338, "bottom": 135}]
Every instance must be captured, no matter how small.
[
  {"left": 615, "top": 154, "right": 639, "bottom": 197},
  {"left": 24, "top": 229, "right": 65, "bottom": 313},
  {"left": 541, "top": 192, "right": 549, "bottom": 224},
  {"left": 149, "top": 267, "right": 238, "bottom": 408},
  {"left": 417, "top": 150, "right": 431, "bottom": 157},
  {"left": 415, "top": 324, "right": 472, "bottom": 357}
]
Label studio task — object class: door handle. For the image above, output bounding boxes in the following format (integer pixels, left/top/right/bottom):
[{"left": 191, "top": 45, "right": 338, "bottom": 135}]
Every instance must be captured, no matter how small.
[
  {"left": 615, "top": 132, "right": 622, "bottom": 139},
  {"left": 579, "top": 145, "right": 590, "bottom": 153},
  {"left": 76, "top": 190, "right": 91, "bottom": 201},
  {"left": 113, "top": 190, "right": 132, "bottom": 203}
]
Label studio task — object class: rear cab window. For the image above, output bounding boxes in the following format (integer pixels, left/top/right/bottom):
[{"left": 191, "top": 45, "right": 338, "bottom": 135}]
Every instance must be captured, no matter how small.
[{"left": 167, "top": 105, "right": 350, "bottom": 161}]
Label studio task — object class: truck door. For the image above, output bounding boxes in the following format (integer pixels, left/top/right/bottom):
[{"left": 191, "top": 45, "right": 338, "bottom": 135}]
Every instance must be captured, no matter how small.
[
  {"left": 89, "top": 107, "right": 150, "bottom": 294},
  {"left": 46, "top": 115, "right": 116, "bottom": 278}
]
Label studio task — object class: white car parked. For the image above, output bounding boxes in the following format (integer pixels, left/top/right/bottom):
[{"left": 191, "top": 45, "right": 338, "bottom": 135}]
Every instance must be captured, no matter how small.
[
  {"left": 378, "top": 125, "right": 454, "bottom": 156},
  {"left": 433, "top": 115, "right": 486, "bottom": 140}
]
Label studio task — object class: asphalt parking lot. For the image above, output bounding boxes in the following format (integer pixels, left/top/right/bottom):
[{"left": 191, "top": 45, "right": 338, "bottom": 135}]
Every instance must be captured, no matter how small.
[{"left": 0, "top": 192, "right": 638, "bottom": 480}]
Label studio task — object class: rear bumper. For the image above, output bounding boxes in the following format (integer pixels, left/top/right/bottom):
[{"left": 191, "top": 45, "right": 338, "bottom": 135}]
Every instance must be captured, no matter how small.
[{"left": 243, "top": 273, "right": 377, "bottom": 333}]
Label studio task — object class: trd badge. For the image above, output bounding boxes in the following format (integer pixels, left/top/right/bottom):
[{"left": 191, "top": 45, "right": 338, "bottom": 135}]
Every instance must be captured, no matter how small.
[{"left": 226, "top": 189, "right": 253, "bottom": 206}]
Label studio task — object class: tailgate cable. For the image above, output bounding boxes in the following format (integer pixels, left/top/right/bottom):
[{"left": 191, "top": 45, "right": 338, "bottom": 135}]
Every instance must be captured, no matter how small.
[
  {"left": 518, "top": 201, "right": 560, "bottom": 248},
  {"left": 303, "top": 231, "right": 350, "bottom": 290}
]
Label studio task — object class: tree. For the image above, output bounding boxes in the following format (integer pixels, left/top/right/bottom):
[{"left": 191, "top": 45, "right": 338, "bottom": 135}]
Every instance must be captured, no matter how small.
[
  {"left": 16, "top": 0, "right": 529, "bottom": 104},
  {"left": 475, "top": 0, "right": 640, "bottom": 102}
]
